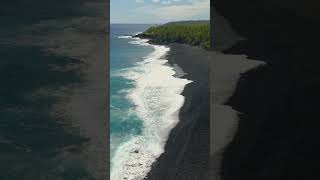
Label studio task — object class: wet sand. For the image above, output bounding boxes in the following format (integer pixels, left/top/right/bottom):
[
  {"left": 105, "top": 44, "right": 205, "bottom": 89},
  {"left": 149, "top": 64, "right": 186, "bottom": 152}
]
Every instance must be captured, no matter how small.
[{"left": 146, "top": 44, "right": 210, "bottom": 180}]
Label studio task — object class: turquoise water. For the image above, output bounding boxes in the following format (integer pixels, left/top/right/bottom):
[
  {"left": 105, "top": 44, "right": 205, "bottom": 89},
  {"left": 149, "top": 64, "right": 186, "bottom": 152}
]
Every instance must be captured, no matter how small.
[
  {"left": 110, "top": 24, "right": 153, "bottom": 162},
  {"left": 110, "top": 24, "right": 191, "bottom": 179}
]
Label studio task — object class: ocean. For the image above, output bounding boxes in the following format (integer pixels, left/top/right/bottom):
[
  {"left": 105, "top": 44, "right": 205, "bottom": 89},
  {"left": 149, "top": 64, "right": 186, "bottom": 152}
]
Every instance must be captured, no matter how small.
[{"left": 110, "top": 24, "right": 191, "bottom": 179}]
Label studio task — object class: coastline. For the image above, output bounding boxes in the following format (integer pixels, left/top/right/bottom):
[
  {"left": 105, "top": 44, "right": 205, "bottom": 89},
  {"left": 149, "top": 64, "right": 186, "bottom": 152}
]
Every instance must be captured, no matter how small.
[
  {"left": 212, "top": 1, "right": 320, "bottom": 178},
  {"left": 146, "top": 44, "right": 210, "bottom": 180},
  {"left": 139, "top": 11, "right": 266, "bottom": 180},
  {"left": 110, "top": 36, "right": 192, "bottom": 180},
  {"left": 209, "top": 9, "right": 266, "bottom": 179},
  {"left": 210, "top": 52, "right": 264, "bottom": 178}
]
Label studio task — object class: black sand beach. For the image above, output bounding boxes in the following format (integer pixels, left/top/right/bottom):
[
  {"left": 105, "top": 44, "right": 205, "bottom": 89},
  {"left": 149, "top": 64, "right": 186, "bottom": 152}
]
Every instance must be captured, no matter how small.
[
  {"left": 209, "top": 9, "right": 265, "bottom": 179},
  {"left": 211, "top": 1, "right": 320, "bottom": 179},
  {"left": 146, "top": 44, "right": 210, "bottom": 180},
  {"left": 0, "top": 0, "right": 108, "bottom": 179}
]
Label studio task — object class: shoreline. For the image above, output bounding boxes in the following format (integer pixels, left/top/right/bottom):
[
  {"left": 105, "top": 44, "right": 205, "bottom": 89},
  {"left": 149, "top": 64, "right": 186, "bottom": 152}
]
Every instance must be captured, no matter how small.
[
  {"left": 110, "top": 36, "right": 192, "bottom": 180},
  {"left": 210, "top": 52, "right": 264, "bottom": 178},
  {"left": 209, "top": 9, "right": 266, "bottom": 179},
  {"left": 146, "top": 44, "right": 210, "bottom": 180},
  {"left": 212, "top": 1, "right": 320, "bottom": 178}
]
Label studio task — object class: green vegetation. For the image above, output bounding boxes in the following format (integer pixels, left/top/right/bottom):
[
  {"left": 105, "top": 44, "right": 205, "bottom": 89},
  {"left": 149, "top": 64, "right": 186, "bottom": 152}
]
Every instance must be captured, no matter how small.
[{"left": 136, "top": 21, "right": 210, "bottom": 49}]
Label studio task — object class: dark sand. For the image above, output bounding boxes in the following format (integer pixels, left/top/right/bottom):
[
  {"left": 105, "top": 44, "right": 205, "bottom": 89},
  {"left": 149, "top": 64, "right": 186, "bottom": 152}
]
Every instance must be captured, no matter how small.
[
  {"left": 146, "top": 44, "right": 210, "bottom": 180},
  {"left": 210, "top": 52, "right": 264, "bottom": 179},
  {"left": 212, "top": 1, "right": 320, "bottom": 179},
  {"left": 209, "top": 9, "right": 265, "bottom": 179},
  {"left": 0, "top": 0, "right": 109, "bottom": 179},
  {"left": 145, "top": 17, "right": 263, "bottom": 179}
]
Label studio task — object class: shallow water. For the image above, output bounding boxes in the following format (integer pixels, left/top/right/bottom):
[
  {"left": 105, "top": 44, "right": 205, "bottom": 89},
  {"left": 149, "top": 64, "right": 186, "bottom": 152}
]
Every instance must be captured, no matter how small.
[{"left": 110, "top": 24, "right": 192, "bottom": 179}]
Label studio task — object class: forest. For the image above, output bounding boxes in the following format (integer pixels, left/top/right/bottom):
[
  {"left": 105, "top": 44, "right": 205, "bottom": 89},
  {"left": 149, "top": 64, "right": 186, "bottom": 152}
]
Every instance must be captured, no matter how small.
[{"left": 136, "top": 21, "right": 210, "bottom": 49}]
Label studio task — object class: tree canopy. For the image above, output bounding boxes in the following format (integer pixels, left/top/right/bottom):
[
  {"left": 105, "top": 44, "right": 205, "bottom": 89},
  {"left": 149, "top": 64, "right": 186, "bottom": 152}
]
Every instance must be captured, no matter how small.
[{"left": 136, "top": 21, "right": 210, "bottom": 49}]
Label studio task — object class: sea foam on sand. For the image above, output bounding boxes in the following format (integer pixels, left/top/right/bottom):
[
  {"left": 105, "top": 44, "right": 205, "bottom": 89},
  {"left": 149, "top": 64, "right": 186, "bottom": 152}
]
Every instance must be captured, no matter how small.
[{"left": 111, "top": 36, "right": 192, "bottom": 180}]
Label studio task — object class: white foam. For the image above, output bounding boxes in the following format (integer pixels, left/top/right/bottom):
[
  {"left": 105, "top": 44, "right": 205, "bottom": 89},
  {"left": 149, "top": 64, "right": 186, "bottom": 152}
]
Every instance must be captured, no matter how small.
[
  {"left": 118, "top": 35, "right": 150, "bottom": 46},
  {"left": 111, "top": 37, "right": 192, "bottom": 180},
  {"left": 135, "top": 32, "right": 143, "bottom": 35},
  {"left": 118, "top": 35, "right": 132, "bottom": 39},
  {"left": 128, "top": 38, "right": 149, "bottom": 46}
]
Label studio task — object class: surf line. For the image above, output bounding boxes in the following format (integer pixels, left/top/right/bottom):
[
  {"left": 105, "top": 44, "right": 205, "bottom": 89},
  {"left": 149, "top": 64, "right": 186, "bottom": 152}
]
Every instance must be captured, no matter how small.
[{"left": 111, "top": 35, "right": 192, "bottom": 180}]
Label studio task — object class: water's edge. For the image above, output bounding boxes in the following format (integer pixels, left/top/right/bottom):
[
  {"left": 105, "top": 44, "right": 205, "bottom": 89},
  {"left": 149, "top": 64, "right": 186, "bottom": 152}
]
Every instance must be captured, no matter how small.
[
  {"left": 111, "top": 36, "right": 192, "bottom": 180},
  {"left": 146, "top": 44, "right": 210, "bottom": 180}
]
